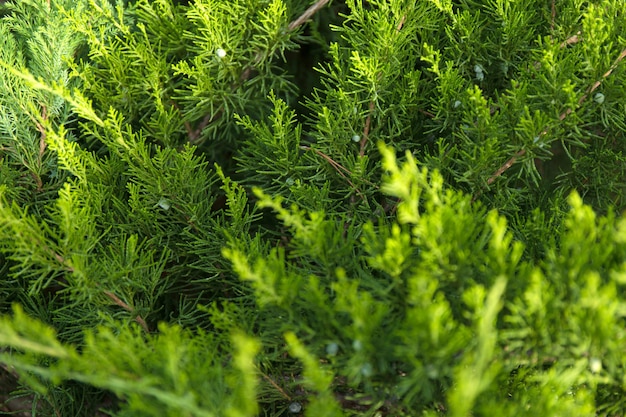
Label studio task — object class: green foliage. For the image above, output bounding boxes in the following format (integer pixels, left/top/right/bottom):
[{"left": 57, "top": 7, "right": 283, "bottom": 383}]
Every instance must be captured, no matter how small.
[
  {"left": 1, "top": 0, "right": 626, "bottom": 416},
  {"left": 0, "top": 304, "right": 261, "bottom": 417}
]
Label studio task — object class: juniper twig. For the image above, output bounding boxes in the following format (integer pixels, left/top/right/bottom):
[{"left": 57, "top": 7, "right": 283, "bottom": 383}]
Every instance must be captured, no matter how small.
[{"left": 288, "top": 0, "right": 330, "bottom": 31}]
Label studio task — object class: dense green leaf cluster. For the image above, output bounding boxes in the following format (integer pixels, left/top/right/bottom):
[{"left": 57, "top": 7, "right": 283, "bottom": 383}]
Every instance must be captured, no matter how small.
[{"left": 1, "top": 0, "right": 626, "bottom": 416}]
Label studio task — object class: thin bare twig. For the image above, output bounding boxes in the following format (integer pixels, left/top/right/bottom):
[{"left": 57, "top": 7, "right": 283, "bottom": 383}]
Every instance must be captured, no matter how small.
[
  {"left": 301, "top": 145, "right": 378, "bottom": 188},
  {"left": 486, "top": 149, "right": 526, "bottom": 185},
  {"left": 300, "top": 145, "right": 370, "bottom": 200},
  {"left": 288, "top": 0, "right": 330, "bottom": 31},
  {"left": 560, "top": 32, "right": 581, "bottom": 48},
  {"left": 262, "top": 372, "right": 292, "bottom": 401},
  {"left": 301, "top": 145, "right": 354, "bottom": 179},
  {"left": 396, "top": 14, "right": 406, "bottom": 32},
  {"left": 419, "top": 108, "right": 436, "bottom": 118},
  {"left": 103, "top": 290, "right": 150, "bottom": 333}
]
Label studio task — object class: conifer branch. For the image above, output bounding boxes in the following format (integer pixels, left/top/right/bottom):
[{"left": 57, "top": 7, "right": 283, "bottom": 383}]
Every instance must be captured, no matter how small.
[
  {"left": 238, "top": 0, "right": 330, "bottom": 85},
  {"left": 584, "top": 47, "right": 626, "bottom": 97},
  {"left": 180, "top": 0, "right": 325, "bottom": 144},
  {"left": 355, "top": 13, "right": 407, "bottom": 159},
  {"left": 179, "top": 0, "right": 330, "bottom": 145},
  {"left": 485, "top": 44, "right": 626, "bottom": 187}
]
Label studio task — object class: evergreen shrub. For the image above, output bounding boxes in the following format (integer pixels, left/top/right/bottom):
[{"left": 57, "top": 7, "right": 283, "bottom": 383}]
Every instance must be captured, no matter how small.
[{"left": 0, "top": 0, "right": 626, "bottom": 415}]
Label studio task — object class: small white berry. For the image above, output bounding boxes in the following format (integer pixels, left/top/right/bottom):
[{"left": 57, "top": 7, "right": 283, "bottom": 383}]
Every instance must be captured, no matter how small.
[
  {"left": 360, "top": 362, "right": 373, "bottom": 377},
  {"left": 326, "top": 342, "right": 339, "bottom": 356},
  {"left": 453, "top": 100, "right": 462, "bottom": 109},
  {"left": 500, "top": 62, "right": 509, "bottom": 75},
  {"left": 288, "top": 402, "right": 302, "bottom": 413},
  {"left": 352, "top": 134, "right": 361, "bottom": 142},
  {"left": 590, "top": 357, "right": 602, "bottom": 373},
  {"left": 593, "top": 92, "right": 605, "bottom": 104},
  {"left": 425, "top": 364, "right": 439, "bottom": 378},
  {"left": 216, "top": 48, "right": 226, "bottom": 59},
  {"left": 157, "top": 198, "right": 170, "bottom": 210},
  {"left": 474, "top": 64, "right": 485, "bottom": 81}
]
